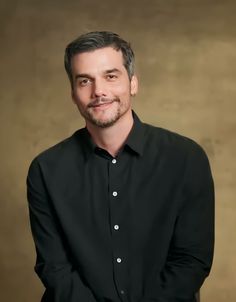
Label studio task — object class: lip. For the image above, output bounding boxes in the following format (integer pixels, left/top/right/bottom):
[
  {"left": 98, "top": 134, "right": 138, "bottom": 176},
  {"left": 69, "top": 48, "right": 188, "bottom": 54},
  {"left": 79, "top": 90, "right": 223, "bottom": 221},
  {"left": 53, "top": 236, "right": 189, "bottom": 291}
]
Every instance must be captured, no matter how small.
[{"left": 91, "top": 101, "right": 114, "bottom": 109}]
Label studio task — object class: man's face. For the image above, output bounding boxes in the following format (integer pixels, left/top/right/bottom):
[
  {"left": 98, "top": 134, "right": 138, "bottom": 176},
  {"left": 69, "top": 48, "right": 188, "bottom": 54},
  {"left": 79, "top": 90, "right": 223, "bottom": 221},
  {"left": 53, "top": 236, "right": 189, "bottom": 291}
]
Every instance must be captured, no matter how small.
[{"left": 70, "top": 47, "right": 138, "bottom": 128}]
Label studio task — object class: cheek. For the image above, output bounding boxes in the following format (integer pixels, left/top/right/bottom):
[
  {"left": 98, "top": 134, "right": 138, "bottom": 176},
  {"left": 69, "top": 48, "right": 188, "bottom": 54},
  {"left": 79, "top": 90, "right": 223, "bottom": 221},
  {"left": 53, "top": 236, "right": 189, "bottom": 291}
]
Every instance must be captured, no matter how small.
[
  {"left": 112, "top": 81, "right": 130, "bottom": 97},
  {"left": 73, "top": 89, "right": 89, "bottom": 104}
]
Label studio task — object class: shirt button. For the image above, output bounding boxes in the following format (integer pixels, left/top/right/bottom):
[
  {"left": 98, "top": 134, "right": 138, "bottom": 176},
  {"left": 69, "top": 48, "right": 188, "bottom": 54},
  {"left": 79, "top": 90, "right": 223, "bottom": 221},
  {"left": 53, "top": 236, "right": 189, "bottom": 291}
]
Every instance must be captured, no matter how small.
[
  {"left": 120, "top": 290, "right": 125, "bottom": 295},
  {"left": 114, "top": 225, "right": 119, "bottom": 230},
  {"left": 112, "top": 159, "right": 117, "bottom": 164},
  {"left": 112, "top": 191, "right": 118, "bottom": 197},
  {"left": 116, "top": 257, "right": 122, "bottom": 263}
]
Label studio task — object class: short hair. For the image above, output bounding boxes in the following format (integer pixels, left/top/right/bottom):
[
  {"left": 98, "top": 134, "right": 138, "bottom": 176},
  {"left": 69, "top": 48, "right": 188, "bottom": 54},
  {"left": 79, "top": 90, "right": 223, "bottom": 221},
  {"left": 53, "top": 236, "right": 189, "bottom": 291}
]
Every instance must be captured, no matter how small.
[{"left": 64, "top": 31, "right": 135, "bottom": 87}]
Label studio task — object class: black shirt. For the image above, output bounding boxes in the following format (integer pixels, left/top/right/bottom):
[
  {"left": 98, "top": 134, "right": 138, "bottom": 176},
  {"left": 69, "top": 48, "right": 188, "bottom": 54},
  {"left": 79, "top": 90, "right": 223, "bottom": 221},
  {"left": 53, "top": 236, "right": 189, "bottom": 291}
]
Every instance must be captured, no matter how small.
[{"left": 27, "top": 112, "right": 214, "bottom": 302}]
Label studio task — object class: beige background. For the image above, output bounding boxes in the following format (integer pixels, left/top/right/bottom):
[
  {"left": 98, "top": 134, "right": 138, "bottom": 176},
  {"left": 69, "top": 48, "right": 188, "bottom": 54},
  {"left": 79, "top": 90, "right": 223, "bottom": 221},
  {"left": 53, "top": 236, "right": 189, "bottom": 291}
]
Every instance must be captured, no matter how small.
[{"left": 0, "top": 0, "right": 235, "bottom": 301}]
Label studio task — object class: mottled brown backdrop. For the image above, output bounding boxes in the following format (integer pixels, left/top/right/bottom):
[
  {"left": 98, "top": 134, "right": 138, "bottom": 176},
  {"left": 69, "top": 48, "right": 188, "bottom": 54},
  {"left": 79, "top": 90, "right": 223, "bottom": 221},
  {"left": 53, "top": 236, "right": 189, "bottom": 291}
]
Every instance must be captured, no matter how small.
[{"left": 0, "top": 0, "right": 235, "bottom": 301}]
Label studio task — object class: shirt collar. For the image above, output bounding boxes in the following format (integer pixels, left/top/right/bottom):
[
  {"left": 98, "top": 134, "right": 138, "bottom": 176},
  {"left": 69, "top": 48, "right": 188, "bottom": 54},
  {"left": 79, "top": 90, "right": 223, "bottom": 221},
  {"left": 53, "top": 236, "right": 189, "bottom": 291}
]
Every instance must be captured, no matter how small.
[
  {"left": 76, "top": 110, "right": 145, "bottom": 160},
  {"left": 124, "top": 111, "right": 145, "bottom": 156}
]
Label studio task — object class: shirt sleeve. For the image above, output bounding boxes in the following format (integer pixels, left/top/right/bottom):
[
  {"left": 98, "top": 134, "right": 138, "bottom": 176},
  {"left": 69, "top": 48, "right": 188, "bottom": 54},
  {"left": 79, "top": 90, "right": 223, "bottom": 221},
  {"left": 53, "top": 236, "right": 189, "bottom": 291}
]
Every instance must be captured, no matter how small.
[
  {"left": 27, "top": 158, "right": 98, "bottom": 302},
  {"left": 141, "top": 143, "right": 215, "bottom": 302}
]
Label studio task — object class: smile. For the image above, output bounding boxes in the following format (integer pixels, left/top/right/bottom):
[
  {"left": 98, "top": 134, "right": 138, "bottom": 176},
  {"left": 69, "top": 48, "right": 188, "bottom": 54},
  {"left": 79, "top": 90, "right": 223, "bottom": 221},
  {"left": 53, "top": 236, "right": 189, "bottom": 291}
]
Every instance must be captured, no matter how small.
[{"left": 90, "top": 101, "right": 114, "bottom": 109}]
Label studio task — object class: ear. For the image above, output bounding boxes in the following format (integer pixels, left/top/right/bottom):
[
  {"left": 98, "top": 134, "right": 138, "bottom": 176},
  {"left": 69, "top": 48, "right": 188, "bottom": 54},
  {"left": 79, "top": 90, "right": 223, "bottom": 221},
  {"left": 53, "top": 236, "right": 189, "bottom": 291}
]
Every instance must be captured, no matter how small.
[{"left": 130, "top": 74, "right": 138, "bottom": 96}]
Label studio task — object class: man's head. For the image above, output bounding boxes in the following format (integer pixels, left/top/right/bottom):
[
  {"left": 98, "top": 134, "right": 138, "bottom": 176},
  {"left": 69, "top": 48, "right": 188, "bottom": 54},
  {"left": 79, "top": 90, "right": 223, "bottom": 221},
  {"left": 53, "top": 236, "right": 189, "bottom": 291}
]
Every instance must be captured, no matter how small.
[
  {"left": 65, "top": 31, "right": 135, "bottom": 87},
  {"left": 64, "top": 31, "right": 138, "bottom": 128}
]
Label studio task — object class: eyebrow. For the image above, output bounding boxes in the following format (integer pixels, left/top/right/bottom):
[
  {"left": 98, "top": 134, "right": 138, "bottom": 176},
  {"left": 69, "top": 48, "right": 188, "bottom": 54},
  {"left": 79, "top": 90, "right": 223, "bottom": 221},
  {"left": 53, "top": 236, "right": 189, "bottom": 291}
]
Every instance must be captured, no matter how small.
[
  {"left": 75, "top": 73, "right": 92, "bottom": 80},
  {"left": 105, "top": 68, "right": 121, "bottom": 74},
  {"left": 74, "top": 68, "right": 121, "bottom": 80}
]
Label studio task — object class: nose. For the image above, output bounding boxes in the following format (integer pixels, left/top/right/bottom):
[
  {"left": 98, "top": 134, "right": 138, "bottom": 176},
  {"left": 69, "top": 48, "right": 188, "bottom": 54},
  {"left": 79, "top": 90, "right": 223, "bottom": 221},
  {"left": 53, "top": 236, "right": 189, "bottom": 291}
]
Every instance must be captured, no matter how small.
[{"left": 92, "top": 79, "right": 107, "bottom": 98}]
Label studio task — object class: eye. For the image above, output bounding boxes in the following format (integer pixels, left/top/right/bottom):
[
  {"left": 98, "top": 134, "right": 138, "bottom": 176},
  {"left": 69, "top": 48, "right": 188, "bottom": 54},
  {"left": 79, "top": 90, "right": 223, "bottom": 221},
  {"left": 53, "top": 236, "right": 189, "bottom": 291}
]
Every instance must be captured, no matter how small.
[
  {"left": 106, "top": 74, "right": 117, "bottom": 80},
  {"left": 79, "top": 78, "right": 91, "bottom": 87}
]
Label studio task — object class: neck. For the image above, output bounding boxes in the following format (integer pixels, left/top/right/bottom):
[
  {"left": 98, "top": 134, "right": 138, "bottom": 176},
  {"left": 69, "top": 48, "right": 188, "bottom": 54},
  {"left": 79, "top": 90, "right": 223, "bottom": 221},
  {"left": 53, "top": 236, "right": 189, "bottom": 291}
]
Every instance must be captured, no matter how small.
[{"left": 86, "top": 110, "right": 134, "bottom": 157}]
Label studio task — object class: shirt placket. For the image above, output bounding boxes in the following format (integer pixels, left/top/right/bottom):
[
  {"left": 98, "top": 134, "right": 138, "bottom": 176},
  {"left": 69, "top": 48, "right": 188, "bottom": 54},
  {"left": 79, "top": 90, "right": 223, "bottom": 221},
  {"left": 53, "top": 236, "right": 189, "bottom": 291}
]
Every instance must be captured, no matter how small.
[{"left": 108, "top": 156, "right": 128, "bottom": 302}]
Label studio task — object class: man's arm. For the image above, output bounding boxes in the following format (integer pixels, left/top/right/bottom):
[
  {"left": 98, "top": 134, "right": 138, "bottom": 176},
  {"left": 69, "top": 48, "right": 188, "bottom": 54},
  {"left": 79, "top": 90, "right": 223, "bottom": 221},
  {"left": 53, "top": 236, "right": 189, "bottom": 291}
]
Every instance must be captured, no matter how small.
[
  {"left": 27, "top": 158, "right": 97, "bottom": 302},
  {"left": 142, "top": 143, "right": 215, "bottom": 302}
]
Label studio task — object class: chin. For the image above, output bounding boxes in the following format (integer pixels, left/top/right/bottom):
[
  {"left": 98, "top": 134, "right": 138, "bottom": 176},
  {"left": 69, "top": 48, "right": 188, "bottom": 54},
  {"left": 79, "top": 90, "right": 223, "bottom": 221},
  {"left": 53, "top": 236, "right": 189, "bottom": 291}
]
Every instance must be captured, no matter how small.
[
  {"left": 87, "top": 109, "right": 118, "bottom": 126},
  {"left": 91, "top": 118, "right": 119, "bottom": 128},
  {"left": 90, "top": 113, "right": 121, "bottom": 128}
]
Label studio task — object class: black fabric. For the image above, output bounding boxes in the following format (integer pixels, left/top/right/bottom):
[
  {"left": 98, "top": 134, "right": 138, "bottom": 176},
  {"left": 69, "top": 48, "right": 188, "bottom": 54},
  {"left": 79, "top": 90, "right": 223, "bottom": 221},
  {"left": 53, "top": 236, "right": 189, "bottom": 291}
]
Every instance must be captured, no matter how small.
[{"left": 27, "top": 112, "right": 214, "bottom": 302}]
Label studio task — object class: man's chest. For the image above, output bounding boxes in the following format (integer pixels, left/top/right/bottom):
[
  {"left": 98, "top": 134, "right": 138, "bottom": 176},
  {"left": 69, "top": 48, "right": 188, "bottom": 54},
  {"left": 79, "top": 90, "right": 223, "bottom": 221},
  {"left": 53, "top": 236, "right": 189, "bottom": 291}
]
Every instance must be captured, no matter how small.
[{"left": 47, "top": 152, "right": 184, "bottom": 249}]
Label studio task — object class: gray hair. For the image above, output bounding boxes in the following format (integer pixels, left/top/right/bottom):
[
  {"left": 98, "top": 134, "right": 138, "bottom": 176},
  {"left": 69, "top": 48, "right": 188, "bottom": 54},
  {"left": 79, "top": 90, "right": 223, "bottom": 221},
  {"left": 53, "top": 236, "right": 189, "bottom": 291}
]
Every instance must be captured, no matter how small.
[{"left": 64, "top": 31, "right": 135, "bottom": 87}]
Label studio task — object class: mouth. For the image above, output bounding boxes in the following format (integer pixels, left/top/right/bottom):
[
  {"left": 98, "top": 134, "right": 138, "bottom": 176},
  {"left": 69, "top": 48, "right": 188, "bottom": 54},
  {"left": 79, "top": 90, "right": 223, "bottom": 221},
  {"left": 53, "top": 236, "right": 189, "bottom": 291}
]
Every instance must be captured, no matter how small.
[
  {"left": 91, "top": 101, "right": 114, "bottom": 108},
  {"left": 88, "top": 98, "right": 119, "bottom": 111}
]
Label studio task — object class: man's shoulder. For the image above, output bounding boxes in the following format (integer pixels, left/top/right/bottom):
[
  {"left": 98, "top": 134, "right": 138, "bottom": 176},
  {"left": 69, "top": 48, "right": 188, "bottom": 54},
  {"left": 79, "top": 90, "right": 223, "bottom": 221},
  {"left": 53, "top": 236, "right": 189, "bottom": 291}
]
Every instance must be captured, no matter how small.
[
  {"left": 143, "top": 122, "right": 207, "bottom": 159},
  {"left": 30, "top": 128, "right": 85, "bottom": 167}
]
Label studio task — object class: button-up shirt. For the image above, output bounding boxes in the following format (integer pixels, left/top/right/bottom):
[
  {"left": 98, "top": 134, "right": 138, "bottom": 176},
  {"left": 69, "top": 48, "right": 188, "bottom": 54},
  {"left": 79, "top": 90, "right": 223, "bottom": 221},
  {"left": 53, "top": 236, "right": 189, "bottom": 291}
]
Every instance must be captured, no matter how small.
[{"left": 27, "top": 112, "right": 214, "bottom": 302}]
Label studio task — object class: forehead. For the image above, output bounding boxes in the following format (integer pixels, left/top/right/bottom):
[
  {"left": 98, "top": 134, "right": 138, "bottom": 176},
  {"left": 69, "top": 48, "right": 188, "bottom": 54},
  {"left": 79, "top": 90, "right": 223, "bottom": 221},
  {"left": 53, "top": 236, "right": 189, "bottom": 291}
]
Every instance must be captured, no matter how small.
[{"left": 71, "top": 47, "right": 125, "bottom": 74}]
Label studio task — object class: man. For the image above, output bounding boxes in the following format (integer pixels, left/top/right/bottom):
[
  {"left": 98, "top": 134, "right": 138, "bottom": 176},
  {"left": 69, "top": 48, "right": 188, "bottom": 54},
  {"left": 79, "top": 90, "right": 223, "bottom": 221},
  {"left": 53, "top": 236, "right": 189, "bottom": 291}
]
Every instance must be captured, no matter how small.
[{"left": 27, "top": 31, "right": 214, "bottom": 302}]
